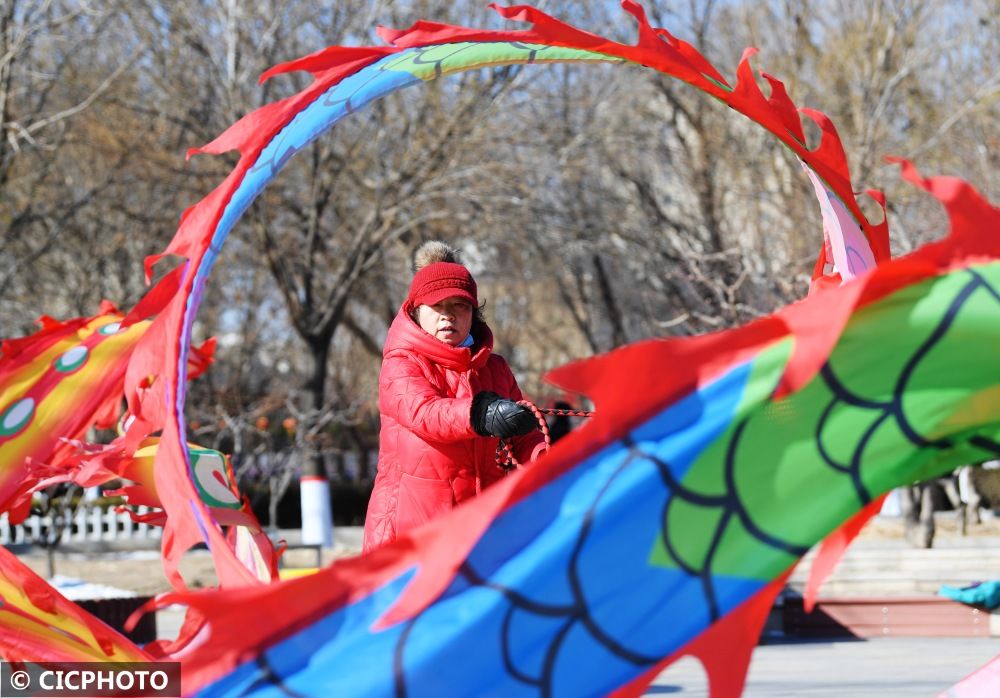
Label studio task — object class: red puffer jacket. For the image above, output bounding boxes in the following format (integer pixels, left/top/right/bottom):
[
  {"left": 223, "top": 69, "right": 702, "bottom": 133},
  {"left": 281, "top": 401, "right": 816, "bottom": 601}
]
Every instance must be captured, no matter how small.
[{"left": 363, "top": 305, "right": 545, "bottom": 553}]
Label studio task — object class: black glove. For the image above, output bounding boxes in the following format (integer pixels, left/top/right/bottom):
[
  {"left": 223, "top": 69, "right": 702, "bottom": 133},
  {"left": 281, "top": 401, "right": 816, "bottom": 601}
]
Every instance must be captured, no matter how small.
[{"left": 471, "top": 391, "right": 537, "bottom": 439}]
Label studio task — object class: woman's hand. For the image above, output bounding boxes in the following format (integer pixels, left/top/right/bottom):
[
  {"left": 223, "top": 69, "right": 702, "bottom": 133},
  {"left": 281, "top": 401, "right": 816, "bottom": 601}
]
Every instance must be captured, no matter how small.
[{"left": 471, "top": 391, "right": 537, "bottom": 438}]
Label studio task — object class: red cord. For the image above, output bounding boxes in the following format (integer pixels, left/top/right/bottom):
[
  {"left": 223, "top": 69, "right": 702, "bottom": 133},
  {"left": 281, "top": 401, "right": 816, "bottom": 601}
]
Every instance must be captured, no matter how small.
[{"left": 495, "top": 400, "right": 594, "bottom": 472}]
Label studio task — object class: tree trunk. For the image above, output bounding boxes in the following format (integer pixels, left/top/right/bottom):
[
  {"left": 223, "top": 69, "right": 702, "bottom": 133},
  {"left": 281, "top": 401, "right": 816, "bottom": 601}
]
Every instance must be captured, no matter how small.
[
  {"left": 592, "top": 253, "right": 626, "bottom": 349},
  {"left": 348, "top": 426, "right": 370, "bottom": 484},
  {"left": 299, "top": 332, "right": 334, "bottom": 547},
  {"left": 302, "top": 333, "right": 331, "bottom": 479}
]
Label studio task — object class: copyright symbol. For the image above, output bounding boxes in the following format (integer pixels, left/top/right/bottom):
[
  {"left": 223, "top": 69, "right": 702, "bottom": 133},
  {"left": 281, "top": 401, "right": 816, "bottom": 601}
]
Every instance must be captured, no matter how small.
[{"left": 10, "top": 670, "right": 30, "bottom": 689}]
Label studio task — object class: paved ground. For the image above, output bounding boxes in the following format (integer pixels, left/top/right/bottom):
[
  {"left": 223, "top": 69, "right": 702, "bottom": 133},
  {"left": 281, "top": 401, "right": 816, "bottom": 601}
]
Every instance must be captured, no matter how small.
[{"left": 647, "top": 636, "right": 1000, "bottom": 697}]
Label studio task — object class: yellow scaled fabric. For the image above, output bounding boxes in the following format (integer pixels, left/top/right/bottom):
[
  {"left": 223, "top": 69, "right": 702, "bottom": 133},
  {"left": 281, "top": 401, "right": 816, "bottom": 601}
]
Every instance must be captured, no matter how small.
[{"left": 0, "top": 548, "right": 149, "bottom": 662}]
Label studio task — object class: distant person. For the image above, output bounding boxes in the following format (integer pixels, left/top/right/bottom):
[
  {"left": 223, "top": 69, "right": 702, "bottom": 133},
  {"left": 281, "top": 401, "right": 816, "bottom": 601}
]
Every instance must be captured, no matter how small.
[
  {"left": 547, "top": 400, "right": 575, "bottom": 444},
  {"left": 363, "top": 241, "right": 544, "bottom": 554}
]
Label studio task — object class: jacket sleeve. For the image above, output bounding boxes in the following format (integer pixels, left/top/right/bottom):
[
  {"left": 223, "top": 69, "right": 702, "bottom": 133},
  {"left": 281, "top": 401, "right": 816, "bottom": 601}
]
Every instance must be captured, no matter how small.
[
  {"left": 497, "top": 359, "right": 547, "bottom": 464},
  {"left": 380, "top": 352, "right": 478, "bottom": 443}
]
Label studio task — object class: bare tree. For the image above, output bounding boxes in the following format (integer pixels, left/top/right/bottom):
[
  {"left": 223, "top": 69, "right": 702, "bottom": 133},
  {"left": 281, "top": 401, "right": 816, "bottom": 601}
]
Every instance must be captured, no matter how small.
[{"left": 0, "top": 0, "right": 140, "bottom": 329}]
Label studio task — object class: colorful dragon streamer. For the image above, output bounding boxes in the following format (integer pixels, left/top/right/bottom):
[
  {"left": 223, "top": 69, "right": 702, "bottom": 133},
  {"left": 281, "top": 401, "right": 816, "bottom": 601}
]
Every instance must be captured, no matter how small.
[
  {"left": 947, "top": 654, "right": 1000, "bottom": 697},
  {"left": 0, "top": 306, "right": 144, "bottom": 519},
  {"left": 804, "top": 163, "right": 881, "bottom": 292},
  {"left": 0, "top": 310, "right": 275, "bottom": 661},
  {"left": 1, "top": 2, "right": 997, "bottom": 695},
  {"left": 0, "top": 263, "right": 212, "bottom": 518},
  {"left": 128, "top": 0, "right": 892, "bottom": 594},
  {"left": 25, "top": 436, "right": 278, "bottom": 586},
  {"left": 0, "top": 284, "right": 190, "bottom": 524},
  {"left": 0, "top": 271, "right": 275, "bottom": 587},
  {"left": 0, "top": 545, "right": 150, "bottom": 664},
  {"left": 112, "top": 1, "right": 991, "bottom": 694},
  {"left": 161, "top": 161, "right": 1000, "bottom": 697}
]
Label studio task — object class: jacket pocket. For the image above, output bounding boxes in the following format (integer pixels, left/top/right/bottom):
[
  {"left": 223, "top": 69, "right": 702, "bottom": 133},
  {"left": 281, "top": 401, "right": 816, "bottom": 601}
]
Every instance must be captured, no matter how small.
[{"left": 396, "top": 472, "right": 454, "bottom": 535}]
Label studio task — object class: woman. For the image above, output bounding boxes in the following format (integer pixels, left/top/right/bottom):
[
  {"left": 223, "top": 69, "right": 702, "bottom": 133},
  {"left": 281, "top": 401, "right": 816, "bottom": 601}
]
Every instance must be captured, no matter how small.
[{"left": 363, "top": 241, "right": 544, "bottom": 553}]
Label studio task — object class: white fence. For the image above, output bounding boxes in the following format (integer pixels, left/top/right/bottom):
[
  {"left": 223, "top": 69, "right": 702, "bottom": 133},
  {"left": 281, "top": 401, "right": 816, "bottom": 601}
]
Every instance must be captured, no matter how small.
[{"left": 0, "top": 505, "right": 162, "bottom": 545}]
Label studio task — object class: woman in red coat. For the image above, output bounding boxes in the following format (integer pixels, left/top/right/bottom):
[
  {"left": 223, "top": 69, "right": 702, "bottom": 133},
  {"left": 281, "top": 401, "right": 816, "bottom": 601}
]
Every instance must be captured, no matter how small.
[{"left": 363, "top": 242, "right": 544, "bottom": 553}]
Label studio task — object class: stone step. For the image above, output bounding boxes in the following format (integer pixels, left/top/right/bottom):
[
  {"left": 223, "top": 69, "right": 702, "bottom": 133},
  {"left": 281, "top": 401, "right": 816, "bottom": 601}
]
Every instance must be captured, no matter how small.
[
  {"left": 785, "top": 516, "right": 1000, "bottom": 598},
  {"left": 791, "top": 569, "right": 994, "bottom": 584},
  {"left": 798, "top": 548, "right": 1000, "bottom": 562},
  {"left": 788, "top": 575, "right": 983, "bottom": 597},
  {"left": 791, "top": 555, "right": 1000, "bottom": 577},
  {"left": 855, "top": 512, "right": 1000, "bottom": 544},
  {"left": 818, "top": 539, "right": 1000, "bottom": 553}
]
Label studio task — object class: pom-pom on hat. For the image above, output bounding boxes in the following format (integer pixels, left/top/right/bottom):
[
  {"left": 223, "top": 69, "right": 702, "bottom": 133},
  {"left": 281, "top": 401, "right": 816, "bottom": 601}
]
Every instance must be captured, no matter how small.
[{"left": 407, "top": 241, "right": 478, "bottom": 308}]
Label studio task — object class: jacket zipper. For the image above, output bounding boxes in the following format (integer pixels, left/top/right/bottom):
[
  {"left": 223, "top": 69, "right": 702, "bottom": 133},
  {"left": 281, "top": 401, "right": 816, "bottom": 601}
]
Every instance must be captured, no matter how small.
[{"left": 469, "top": 373, "right": 481, "bottom": 495}]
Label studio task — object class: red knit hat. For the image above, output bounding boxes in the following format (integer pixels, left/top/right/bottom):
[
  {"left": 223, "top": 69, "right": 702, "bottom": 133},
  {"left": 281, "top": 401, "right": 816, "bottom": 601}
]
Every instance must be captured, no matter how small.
[{"left": 407, "top": 261, "right": 478, "bottom": 308}]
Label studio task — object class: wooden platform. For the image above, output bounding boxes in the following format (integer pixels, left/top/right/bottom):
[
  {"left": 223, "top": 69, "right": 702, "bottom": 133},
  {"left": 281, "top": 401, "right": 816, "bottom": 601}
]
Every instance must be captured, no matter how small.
[{"left": 782, "top": 596, "right": 991, "bottom": 638}]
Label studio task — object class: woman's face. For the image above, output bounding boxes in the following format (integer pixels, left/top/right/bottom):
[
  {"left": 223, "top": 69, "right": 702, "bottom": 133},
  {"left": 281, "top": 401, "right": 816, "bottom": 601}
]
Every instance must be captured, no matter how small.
[{"left": 416, "top": 296, "right": 474, "bottom": 346}]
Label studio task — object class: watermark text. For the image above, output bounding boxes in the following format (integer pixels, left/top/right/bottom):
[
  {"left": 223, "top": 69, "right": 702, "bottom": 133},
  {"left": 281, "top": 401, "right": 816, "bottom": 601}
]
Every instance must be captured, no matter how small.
[{"left": 1, "top": 662, "right": 180, "bottom": 697}]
